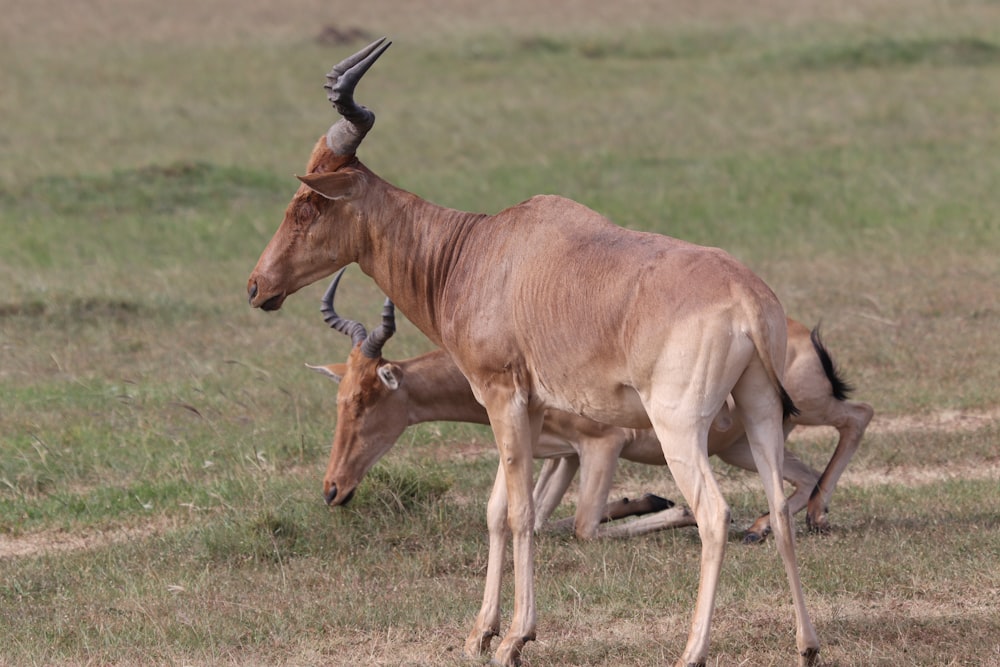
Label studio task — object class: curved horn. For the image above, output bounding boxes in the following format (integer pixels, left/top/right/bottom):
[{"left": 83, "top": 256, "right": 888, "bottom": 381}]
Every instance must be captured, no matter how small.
[
  {"left": 360, "top": 298, "right": 396, "bottom": 359},
  {"left": 325, "top": 37, "right": 392, "bottom": 156},
  {"left": 321, "top": 268, "right": 368, "bottom": 348}
]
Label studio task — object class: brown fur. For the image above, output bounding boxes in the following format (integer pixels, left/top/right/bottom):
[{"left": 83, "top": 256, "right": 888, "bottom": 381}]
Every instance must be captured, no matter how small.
[
  {"left": 313, "top": 316, "right": 873, "bottom": 541},
  {"left": 248, "top": 41, "right": 820, "bottom": 667}
]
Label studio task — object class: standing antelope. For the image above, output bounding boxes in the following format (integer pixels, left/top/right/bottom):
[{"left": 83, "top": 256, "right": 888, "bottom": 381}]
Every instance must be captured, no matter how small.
[
  {"left": 311, "top": 269, "right": 873, "bottom": 542},
  {"left": 247, "top": 38, "right": 820, "bottom": 666}
]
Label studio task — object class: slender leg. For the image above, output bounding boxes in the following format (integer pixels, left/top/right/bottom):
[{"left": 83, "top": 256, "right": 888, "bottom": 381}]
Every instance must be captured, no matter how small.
[
  {"left": 649, "top": 412, "right": 729, "bottom": 667},
  {"left": 464, "top": 462, "right": 508, "bottom": 657},
  {"left": 594, "top": 504, "right": 696, "bottom": 539},
  {"left": 733, "top": 374, "right": 820, "bottom": 666},
  {"left": 573, "top": 445, "right": 622, "bottom": 539},
  {"left": 540, "top": 446, "right": 673, "bottom": 538},
  {"left": 533, "top": 456, "right": 579, "bottom": 531},
  {"left": 805, "top": 401, "right": 874, "bottom": 532},
  {"left": 716, "top": 437, "right": 821, "bottom": 543},
  {"left": 482, "top": 395, "right": 544, "bottom": 667},
  {"left": 600, "top": 493, "right": 676, "bottom": 523}
]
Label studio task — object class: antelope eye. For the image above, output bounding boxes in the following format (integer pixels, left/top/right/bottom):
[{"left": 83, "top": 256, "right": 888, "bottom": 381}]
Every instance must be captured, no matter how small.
[{"left": 295, "top": 200, "right": 318, "bottom": 226}]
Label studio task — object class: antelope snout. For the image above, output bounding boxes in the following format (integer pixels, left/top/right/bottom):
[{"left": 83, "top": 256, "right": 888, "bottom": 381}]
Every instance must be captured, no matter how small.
[
  {"left": 324, "top": 483, "right": 338, "bottom": 506},
  {"left": 246, "top": 278, "right": 287, "bottom": 311},
  {"left": 323, "top": 482, "right": 356, "bottom": 507}
]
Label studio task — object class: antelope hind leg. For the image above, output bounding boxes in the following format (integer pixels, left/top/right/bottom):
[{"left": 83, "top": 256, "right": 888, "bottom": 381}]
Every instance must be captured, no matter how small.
[
  {"left": 733, "top": 380, "right": 820, "bottom": 664},
  {"left": 602, "top": 493, "right": 675, "bottom": 522},
  {"left": 806, "top": 401, "right": 874, "bottom": 533}
]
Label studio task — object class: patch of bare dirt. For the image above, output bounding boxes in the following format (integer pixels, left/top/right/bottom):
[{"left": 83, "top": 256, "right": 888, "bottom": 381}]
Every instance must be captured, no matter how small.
[{"left": 0, "top": 517, "right": 178, "bottom": 561}]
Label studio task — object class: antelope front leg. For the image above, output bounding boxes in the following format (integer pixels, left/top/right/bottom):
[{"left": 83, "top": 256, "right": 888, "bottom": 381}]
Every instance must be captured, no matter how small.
[
  {"left": 485, "top": 396, "right": 544, "bottom": 667},
  {"left": 533, "top": 456, "right": 579, "bottom": 531},
  {"left": 465, "top": 463, "right": 509, "bottom": 657},
  {"left": 572, "top": 444, "right": 622, "bottom": 539}
]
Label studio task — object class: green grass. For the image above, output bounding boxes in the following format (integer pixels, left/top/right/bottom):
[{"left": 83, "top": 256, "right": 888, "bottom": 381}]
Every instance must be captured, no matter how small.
[{"left": 1, "top": 1, "right": 999, "bottom": 665}]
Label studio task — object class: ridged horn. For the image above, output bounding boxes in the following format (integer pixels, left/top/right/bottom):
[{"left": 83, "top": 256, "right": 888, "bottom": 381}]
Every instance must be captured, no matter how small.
[
  {"left": 324, "top": 37, "right": 392, "bottom": 156},
  {"left": 320, "top": 268, "right": 367, "bottom": 347},
  {"left": 360, "top": 298, "right": 396, "bottom": 359}
]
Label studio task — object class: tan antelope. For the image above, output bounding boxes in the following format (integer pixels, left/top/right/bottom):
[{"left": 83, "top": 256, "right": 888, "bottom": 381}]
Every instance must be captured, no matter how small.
[
  {"left": 247, "top": 38, "right": 820, "bottom": 666},
  {"left": 310, "top": 269, "right": 873, "bottom": 542}
]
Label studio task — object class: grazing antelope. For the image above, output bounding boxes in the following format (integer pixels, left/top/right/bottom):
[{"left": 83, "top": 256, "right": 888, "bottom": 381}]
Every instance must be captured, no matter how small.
[
  {"left": 247, "top": 38, "right": 820, "bottom": 666},
  {"left": 310, "top": 269, "right": 873, "bottom": 542}
]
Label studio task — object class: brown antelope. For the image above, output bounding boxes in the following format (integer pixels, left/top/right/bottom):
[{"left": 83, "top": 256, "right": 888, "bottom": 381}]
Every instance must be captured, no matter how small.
[
  {"left": 247, "top": 38, "right": 820, "bottom": 666},
  {"left": 310, "top": 269, "right": 873, "bottom": 542}
]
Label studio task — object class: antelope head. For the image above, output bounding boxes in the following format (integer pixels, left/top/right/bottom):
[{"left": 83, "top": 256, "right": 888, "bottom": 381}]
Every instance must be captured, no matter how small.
[
  {"left": 307, "top": 269, "right": 405, "bottom": 506},
  {"left": 247, "top": 38, "right": 391, "bottom": 311}
]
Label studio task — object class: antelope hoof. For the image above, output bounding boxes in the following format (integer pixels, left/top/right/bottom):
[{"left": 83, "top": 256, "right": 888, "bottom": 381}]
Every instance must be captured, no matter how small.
[
  {"left": 643, "top": 493, "right": 675, "bottom": 512},
  {"left": 492, "top": 635, "right": 529, "bottom": 667},
  {"left": 464, "top": 627, "right": 497, "bottom": 658},
  {"left": 806, "top": 511, "right": 831, "bottom": 534},
  {"left": 742, "top": 514, "right": 772, "bottom": 543},
  {"left": 799, "top": 646, "right": 820, "bottom": 666}
]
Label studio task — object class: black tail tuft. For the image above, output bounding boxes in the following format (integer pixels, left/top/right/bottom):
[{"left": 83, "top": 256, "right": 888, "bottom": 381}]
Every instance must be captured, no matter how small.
[
  {"left": 780, "top": 383, "right": 800, "bottom": 419},
  {"left": 810, "top": 325, "right": 854, "bottom": 401}
]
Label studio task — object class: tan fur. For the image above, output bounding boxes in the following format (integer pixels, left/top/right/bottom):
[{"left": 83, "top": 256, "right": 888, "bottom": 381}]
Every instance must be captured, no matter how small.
[
  {"left": 248, "top": 43, "right": 820, "bottom": 667},
  {"left": 313, "top": 317, "right": 873, "bottom": 540}
]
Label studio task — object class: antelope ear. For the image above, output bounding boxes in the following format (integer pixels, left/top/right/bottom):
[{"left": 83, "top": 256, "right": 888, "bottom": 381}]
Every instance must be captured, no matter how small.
[
  {"left": 297, "top": 171, "right": 357, "bottom": 200},
  {"left": 305, "top": 362, "right": 348, "bottom": 384},
  {"left": 377, "top": 363, "right": 401, "bottom": 391}
]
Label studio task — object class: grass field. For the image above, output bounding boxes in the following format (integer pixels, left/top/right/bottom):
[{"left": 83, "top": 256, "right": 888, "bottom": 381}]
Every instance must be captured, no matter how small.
[{"left": 2, "top": 1, "right": 999, "bottom": 665}]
